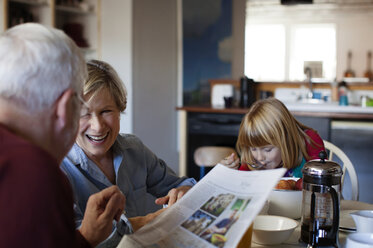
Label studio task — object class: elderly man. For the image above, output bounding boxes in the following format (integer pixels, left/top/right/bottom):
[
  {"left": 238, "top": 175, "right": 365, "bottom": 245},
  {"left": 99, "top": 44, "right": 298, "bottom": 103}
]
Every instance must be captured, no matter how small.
[{"left": 0, "top": 23, "right": 126, "bottom": 247}]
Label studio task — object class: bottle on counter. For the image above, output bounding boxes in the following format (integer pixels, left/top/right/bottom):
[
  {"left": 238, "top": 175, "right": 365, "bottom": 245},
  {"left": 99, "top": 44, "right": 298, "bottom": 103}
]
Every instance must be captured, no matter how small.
[
  {"left": 361, "top": 95, "right": 368, "bottom": 107},
  {"left": 338, "top": 81, "right": 349, "bottom": 106}
]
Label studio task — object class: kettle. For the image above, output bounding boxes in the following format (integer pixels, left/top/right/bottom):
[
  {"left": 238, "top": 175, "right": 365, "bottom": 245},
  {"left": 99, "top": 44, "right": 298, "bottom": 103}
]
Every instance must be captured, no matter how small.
[{"left": 300, "top": 151, "right": 343, "bottom": 247}]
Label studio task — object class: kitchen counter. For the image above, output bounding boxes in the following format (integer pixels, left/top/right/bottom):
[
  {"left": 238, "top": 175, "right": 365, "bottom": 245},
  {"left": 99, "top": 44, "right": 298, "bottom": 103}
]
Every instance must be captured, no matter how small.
[
  {"left": 177, "top": 103, "right": 373, "bottom": 119},
  {"left": 283, "top": 101, "right": 373, "bottom": 119}
]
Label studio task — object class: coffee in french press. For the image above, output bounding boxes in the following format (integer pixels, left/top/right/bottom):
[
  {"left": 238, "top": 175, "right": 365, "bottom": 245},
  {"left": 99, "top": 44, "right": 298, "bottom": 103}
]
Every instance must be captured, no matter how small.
[{"left": 300, "top": 151, "right": 342, "bottom": 247}]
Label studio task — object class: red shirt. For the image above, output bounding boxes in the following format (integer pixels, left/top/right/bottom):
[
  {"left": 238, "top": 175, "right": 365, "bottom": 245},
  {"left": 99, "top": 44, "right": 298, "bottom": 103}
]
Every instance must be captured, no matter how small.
[
  {"left": 0, "top": 124, "right": 91, "bottom": 248},
  {"left": 304, "top": 129, "right": 324, "bottom": 160}
]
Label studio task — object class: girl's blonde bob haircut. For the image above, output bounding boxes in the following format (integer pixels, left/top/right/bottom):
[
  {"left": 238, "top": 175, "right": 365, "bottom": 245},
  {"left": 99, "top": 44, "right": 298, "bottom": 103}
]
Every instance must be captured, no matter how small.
[
  {"left": 85, "top": 60, "right": 127, "bottom": 112},
  {"left": 237, "top": 98, "right": 318, "bottom": 169}
]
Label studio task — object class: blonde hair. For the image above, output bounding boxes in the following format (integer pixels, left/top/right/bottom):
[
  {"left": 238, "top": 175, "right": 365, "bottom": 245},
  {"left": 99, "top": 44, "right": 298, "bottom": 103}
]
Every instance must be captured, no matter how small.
[
  {"left": 237, "top": 98, "right": 319, "bottom": 169},
  {"left": 85, "top": 60, "right": 127, "bottom": 112}
]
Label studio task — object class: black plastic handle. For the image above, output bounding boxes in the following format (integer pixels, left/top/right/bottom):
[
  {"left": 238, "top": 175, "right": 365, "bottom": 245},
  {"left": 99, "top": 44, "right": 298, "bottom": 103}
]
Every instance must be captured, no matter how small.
[
  {"left": 327, "top": 186, "right": 339, "bottom": 243},
  {"left": 319, "top": 150, "right": 328, "bottom": 162}
]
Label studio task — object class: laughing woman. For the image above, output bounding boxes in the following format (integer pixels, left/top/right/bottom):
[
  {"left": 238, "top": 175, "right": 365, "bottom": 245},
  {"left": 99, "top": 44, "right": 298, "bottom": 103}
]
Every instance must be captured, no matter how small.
[{"left": 61, "top": 60, "right": 196, "bottom": 247}]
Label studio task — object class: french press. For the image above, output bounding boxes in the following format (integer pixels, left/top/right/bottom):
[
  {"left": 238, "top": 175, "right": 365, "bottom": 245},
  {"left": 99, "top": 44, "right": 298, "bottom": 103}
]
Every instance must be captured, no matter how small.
[{"left": 300, "top": 151, "right": 343, "bottom": 247}]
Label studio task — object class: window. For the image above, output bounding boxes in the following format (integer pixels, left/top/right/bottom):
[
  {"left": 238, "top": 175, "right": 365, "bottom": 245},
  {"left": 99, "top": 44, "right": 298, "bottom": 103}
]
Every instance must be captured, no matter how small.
[
  {"left": 289, "top": 24, "right": 336, "bottom": 81},
  {"left": 245, "top": 24, "right": 286, "bottom": 81},
  {"left": 244, "top": 23, "right": 336, "bottom": 82},
  {"left": 245, "top": 18, "right": 337, "bottom": 81}
]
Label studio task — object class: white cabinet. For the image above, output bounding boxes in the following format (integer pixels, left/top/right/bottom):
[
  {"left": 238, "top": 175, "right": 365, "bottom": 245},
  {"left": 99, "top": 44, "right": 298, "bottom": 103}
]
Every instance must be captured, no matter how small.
[{"left": 1, "top": 0, "right": 101, "bottom": 59}]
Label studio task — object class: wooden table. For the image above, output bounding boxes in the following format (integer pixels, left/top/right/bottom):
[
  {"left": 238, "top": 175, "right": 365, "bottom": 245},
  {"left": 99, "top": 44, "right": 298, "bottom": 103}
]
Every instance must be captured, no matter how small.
[{"left": 251, "top": 200, "right": 373, "bottom": 248}]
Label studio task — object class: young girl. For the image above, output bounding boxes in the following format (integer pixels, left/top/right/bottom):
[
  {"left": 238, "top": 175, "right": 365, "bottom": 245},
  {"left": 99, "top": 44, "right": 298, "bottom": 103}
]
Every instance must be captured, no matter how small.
[{"left": 222, "top": 98, "right": 325, "bottom": 177}]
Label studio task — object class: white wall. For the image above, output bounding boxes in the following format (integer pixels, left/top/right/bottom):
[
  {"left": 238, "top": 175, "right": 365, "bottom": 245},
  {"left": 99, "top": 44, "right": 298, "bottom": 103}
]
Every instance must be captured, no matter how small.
[
  {"left": 0, "top": 0, "right": 4, "bottom": 32},
  {"left": 132, "top": 0, "right": 179, "bottom": 172},
  {"left": 337, "top": 15, "right": 373, "bottom": 79},
  {"left": 101, "top": 0, "right": 133, "bottom": 134},
  {"left": 100, "top": 0, "right": 180, "bottom": 173},
  {"left": 232, "top": 0, "right": 246, "bottom": 78},
  {"left": 130, "top": 0, "right": 245, "bottom": 174}
]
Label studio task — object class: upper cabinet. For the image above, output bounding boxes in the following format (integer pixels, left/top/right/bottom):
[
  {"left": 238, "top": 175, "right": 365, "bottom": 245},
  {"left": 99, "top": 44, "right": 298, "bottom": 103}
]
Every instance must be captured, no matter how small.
[{"left": 1, "top": 0, "right": 101, "bottom": 59}]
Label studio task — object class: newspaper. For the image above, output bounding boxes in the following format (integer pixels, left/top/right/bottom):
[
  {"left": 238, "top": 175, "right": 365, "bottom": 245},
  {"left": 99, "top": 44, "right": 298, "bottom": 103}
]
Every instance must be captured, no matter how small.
[{"left": 117, "top": 164, "right": 286, "bottom": 248}]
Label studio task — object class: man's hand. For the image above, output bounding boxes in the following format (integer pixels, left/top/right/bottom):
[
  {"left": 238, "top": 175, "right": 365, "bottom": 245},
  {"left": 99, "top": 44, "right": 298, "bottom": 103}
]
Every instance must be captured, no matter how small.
[
  {"left": 79, "top": 186, "right": 125, "bottom": 247},
  {"left": 155, "top": 185, "right": 192, "bottom": 206},
  {"left": 129, "top": 208, "right": 166, "bottom": 232},
  {"left": 219, "top": 153, "right": 240, "bottom": 169}
]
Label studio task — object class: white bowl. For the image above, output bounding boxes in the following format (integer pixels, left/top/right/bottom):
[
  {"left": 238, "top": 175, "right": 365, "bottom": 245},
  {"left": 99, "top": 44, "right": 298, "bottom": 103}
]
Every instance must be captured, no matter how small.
[
  {"left": 252, "top": 215, "right": 298, "bottom": 245},
  {"left": 346, "top": 233, "right": 373, "bottom": 248},
  {"left": 268, "top": 189, "right": 302, "bottom": 219}
]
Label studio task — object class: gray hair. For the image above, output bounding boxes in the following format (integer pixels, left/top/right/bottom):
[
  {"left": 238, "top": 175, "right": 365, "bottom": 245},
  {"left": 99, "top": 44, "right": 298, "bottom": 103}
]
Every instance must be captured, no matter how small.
[{"left": 0, "top": 23, "right": 87, "bottom": 112}]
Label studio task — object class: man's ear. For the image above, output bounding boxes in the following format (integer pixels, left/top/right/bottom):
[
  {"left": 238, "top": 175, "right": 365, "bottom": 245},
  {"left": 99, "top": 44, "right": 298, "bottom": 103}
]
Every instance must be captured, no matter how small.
[{"left": 55, "top": 89, "right": 75, "bottom": 131}]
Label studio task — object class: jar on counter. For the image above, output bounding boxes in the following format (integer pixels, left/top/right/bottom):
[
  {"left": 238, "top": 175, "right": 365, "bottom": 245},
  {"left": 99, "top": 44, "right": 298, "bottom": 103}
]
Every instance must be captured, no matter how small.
[{"left": 331, "top": 81, "right": 338, "bottom": 102}]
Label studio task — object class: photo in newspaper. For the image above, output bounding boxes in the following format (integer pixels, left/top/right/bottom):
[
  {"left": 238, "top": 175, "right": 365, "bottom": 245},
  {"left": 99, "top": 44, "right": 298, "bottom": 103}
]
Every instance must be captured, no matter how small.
[{"left": 181, "top": 195, "right": 251, "bottom": 247}]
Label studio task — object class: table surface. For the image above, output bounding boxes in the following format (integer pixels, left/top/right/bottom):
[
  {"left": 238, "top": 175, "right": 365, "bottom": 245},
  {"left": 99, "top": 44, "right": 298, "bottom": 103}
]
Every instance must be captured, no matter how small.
[{"left": 251, "top": 200, "right": 373, "bottom": 248}]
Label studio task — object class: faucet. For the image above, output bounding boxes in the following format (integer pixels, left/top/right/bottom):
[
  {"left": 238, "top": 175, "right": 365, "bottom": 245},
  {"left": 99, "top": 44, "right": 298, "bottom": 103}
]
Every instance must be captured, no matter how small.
[{"left": 304, "top": 67, "right": 313, "bottom": 99}]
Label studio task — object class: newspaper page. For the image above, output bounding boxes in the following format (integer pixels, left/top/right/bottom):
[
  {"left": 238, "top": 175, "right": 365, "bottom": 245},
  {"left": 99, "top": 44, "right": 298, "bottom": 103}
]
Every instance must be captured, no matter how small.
[{"left": 117, "top": 164, "right": 286, "bottom": 248}]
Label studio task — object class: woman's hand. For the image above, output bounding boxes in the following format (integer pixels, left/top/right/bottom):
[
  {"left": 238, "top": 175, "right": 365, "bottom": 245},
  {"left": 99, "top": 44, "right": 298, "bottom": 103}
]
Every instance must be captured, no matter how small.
[
  {"left": 154, "top": 185, "right": 192, "bottom": 206},
  {"left": 220, "top": 153, "right": 240, "bottom": 169},
  {"left": 129, "top": 208, "right": 167, "bottom": 232}
]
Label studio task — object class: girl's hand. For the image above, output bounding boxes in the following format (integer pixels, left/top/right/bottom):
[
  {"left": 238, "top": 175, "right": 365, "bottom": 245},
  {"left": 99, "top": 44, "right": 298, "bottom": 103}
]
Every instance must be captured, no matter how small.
[
  {"left": 219, "top": 153, "right": 240, "bottom": 169},
  {"left": 155, "top": 185, "right": 192, "bottom": 206}
]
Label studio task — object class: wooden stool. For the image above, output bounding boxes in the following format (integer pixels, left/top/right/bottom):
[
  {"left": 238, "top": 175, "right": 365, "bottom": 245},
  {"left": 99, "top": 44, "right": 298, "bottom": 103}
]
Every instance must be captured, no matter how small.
[{"left": 193, "top": 146, "right": 236, "bottom": 179}]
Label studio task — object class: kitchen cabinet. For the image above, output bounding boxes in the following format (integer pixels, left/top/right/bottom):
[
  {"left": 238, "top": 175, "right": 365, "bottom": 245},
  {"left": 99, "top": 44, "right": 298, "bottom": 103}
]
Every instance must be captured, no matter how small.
[
  {"left": 1, "top": 0, "right": 101, "bottom": 59},
  {"left": 330, "top": 120, "right": 373, "bottom": 203},
  {"left": 295, "top": 116, "right": 331, "bottom": 141}
]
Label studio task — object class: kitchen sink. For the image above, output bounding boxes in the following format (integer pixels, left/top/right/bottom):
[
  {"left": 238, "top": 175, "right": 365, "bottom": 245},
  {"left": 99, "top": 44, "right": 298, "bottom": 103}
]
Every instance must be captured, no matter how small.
[
  {"left": 297, "top": 98, "right": 326, "bottom": 104},
  {"left": 275, "top": 87, "right": 373, "bottom": 113},
  {"left": 275, "top": 88, "right": 331, "bottom": 104}
]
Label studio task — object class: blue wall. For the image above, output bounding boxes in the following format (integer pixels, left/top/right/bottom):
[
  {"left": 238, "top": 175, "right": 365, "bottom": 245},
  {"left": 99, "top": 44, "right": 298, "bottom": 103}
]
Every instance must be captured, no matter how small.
[{"left": 183, "top": 0, "right": 232, "bottom": 105}]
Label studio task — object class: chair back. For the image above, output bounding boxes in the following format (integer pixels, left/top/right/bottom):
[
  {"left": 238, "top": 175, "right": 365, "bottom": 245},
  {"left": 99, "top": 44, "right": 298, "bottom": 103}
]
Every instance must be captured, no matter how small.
[
  {"left": 194, "top": 146, "right": 236, "bottom": 167},
  {"left": 323, "top": 140, "right": 359, "bottom": 201}
]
